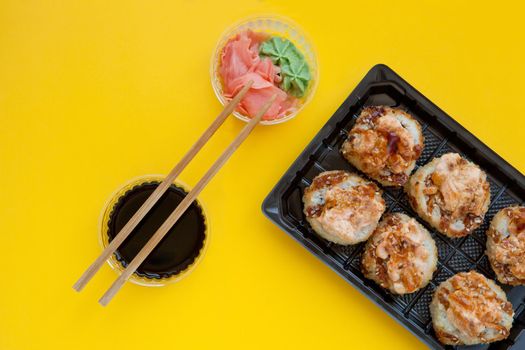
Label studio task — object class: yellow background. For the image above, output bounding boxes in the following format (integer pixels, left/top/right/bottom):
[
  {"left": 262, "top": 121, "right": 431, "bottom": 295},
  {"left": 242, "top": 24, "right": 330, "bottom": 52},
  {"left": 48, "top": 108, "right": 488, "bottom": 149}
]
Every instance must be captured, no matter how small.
[{"left": 1, "top": 1, "right": 524, "bottom": 349}]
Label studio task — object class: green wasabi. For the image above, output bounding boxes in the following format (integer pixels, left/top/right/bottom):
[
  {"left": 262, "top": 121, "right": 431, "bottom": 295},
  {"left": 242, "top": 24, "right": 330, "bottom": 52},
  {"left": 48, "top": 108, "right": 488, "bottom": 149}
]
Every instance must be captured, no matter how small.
[{"left": 260, "top": 37, "right": 311, "bottom": 98}]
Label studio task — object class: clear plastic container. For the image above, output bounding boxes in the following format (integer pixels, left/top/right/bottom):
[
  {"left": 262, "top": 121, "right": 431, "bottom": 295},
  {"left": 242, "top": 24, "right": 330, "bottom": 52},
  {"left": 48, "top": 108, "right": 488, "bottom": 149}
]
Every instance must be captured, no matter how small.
[
  {"left": 98, "top": 175, "right": 209, "bottom": 287},
  {"left": 210, "top": 15, "right": 319, "bottom": 125}
]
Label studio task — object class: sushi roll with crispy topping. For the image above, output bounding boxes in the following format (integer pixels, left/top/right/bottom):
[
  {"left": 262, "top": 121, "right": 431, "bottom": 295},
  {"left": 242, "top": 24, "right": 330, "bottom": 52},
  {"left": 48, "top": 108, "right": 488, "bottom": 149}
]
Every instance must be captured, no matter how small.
[
  {"left": 430, "top": 271, "right": 513, "bottom": 345},
  {"left": 361, "top": 213, "right": 437, "bottom": 294},
  {"left": 486, "top": 206, "right": 525, "bottom": 285},
  {"left": 405, "top": 153, "right": 490, "bottom": 238},
  {"left": 341, "top": 106, "right": 423, "bottom": 186},
  {"left": 302, "top": 170, "right": 385, "bottom": 245}
]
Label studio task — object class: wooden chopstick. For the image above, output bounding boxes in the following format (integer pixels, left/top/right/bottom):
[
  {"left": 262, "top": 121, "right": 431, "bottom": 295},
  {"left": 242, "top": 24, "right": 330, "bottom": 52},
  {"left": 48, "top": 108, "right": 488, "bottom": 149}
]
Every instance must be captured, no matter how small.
[
  {"left": 73, "top": 80, "right": 254, "bottom": 292},
  {"left": 98, "top": 95, "right": 276, "bottom": 306}
]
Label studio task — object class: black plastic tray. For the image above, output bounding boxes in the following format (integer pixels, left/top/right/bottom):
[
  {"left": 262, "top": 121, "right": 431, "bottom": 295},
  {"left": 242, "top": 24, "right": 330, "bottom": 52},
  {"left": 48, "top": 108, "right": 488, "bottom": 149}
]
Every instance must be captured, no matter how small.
[{"left": 262, "top": 64, "right": 525, "bottom": 350}]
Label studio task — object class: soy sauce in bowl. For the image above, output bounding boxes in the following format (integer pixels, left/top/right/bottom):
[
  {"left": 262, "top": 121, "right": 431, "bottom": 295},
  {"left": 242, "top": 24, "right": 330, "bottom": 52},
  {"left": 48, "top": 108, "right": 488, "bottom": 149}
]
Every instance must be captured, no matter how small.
[{"left": 100, "top": 176, "right": 208, "bottom": 286}]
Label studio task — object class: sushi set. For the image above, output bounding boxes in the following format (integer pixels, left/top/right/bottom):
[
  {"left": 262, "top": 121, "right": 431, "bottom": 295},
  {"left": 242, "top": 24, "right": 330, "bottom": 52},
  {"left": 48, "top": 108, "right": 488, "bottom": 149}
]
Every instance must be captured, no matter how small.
[
  {"left": 262, "top": 64, "right": 525, "bottom": 349},
  {"left": 71, "top": 14, "right": 525, "bottom": 350}
]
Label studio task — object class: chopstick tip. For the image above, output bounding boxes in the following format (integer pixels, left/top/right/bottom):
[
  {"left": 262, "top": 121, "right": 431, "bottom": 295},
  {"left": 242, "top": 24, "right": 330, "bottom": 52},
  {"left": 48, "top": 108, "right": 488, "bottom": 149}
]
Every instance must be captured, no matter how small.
[
  {"left": 72, "top": 278, "right": 86, "bottom": 292},
  {"left": 98, "top": 295, "right": 110, "bottom": 307}
]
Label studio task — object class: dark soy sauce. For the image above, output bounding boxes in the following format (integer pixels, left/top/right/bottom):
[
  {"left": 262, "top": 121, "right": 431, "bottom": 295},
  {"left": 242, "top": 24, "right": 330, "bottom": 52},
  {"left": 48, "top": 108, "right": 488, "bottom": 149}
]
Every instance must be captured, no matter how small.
[{"left": 107, "top": 182, "right": 206, "bottom": 279}]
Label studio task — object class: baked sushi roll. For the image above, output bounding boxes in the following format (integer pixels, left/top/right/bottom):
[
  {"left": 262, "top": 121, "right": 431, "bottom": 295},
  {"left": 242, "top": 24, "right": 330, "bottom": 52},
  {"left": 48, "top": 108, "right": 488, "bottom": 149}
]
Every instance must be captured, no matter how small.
[
  {"left": 430, "top": 271, "right": 513, "bottom": 345},
  {"left": 361, "top": 213, "right": 437, "bottom": 294},
  {"left": 302, "top": 170, "right": 385, "bottom": 245},
  {"left": 486, "top": 206, "right": 525, "bottom": 285},
  {"left": 405, "top": 153, "right": 490, "bottom": 238},
  {"left": 341, "top": 106, "right": 423, "bottom": 187}
]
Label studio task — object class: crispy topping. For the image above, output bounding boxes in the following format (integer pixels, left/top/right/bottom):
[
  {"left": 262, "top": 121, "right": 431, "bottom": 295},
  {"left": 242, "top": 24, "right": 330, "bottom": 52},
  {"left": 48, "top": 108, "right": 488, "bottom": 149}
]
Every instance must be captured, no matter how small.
[
  {"left": 318, "top": 184, "right": 383, "bottom": 232},
  {"left": 432, "top": 154, "right": 487, "bottom": 215},
  {"left": 424, "top": 153, "right": 489, "bottom": 235},
  {"left": 435, "top": 272, "right": 513, "bottom": 342},
  {"left": 341, "top": 106, "right": 422, "bottom": 185},
  {"left": 303, "top": 171, "right": 385, "bottom": 239},
  {"left": 307, "top": 171, "right": 348, "bottom": 193},
  {"left": 369, "top": 106, "right": 386, "bottom": 120},
  {"left": 507, "top": 207, "right": 525, "bottom": 235},
  {"left": 305, "top": 205, "right": 322, "bottom": 218},
  {"left": 490, "top": 207, "right": 525, "bottom": 284},
  {"left": 362, "top": 214, "right": 433, "bottom": 294},
  {"left": 324, "top": 185, "right": 376, "bottom": 211},
  {"left": 435, "top": 329, "right": 460, "bottom": 345},
  {"left": 389, "top": 173, "right": 408, "bottom": 186}
]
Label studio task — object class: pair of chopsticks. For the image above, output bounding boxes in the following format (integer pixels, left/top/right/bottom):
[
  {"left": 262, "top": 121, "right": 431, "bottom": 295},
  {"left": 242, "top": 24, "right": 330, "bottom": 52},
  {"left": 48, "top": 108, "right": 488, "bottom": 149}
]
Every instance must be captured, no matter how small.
[{"left": 74, "top": 80, "right": 275, "bottom": 306}]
